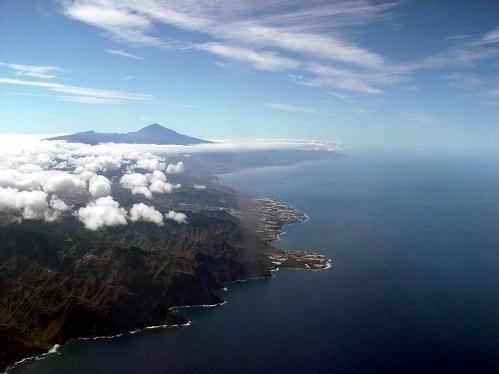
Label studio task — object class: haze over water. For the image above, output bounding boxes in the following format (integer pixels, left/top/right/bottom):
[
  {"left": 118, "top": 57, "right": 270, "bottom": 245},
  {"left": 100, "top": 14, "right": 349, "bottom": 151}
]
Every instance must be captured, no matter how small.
[{"left": 13, "top": 150, "right": 497, "bottom": 374}]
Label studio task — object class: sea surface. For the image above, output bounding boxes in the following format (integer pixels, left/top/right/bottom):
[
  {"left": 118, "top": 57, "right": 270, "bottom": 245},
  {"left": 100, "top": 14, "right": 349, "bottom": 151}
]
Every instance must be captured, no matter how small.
[{"left": 13, "top": 150, "right": 497, "bottom": 373}]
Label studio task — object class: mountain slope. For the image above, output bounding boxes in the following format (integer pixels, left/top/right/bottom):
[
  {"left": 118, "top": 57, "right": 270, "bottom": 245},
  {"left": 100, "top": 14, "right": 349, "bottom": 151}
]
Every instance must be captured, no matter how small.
[{"left": 46, "top": 124, "right": 211, "bottom": 145}]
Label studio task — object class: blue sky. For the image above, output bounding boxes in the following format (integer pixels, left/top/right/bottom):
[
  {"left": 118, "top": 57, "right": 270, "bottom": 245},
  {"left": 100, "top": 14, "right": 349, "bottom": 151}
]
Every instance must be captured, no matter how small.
[{"left": 0, "top": 0, "right": 497, "bottom": 151}]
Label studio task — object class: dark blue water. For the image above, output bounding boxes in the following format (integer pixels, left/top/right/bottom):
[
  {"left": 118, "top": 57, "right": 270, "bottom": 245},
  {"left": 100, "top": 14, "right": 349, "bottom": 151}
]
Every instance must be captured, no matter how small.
[{"left": 13, "top": 150, "right": 497, "bottom": 373}]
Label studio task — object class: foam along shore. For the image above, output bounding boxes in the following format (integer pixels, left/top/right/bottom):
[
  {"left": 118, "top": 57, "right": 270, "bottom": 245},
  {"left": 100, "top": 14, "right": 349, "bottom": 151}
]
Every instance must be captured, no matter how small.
[
  {"left": 6, "top": 298, "right": 234, "bottom": 373},
  {"left": 4, "top": 345, "right": 61, "bottom": 374},
  {"left": 5, "top": 317, "right": 197, "bottom": 372},
  {"left": 3, "top": 194, "right": 328, "bottom": 373},
  {"left": 6, "top": 250, "right": 328, "bottom": 374}
]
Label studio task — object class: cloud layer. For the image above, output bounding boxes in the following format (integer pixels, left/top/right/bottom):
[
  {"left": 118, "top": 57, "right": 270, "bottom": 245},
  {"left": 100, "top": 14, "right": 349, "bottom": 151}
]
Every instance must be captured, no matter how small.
[
  {"left": 52, "top": 0, "right": 498, "bottom": 112},
  {"left": 0, "top": 134, "right": 337, "bottom": 229}
]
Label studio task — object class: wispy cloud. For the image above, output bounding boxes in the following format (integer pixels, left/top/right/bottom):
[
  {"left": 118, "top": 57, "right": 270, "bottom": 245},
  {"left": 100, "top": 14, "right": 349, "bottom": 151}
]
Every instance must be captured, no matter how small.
[
  {"left": 444, "top": 72, "right": 485, "bottom": 89},
  {"left": 65, "top": 0, "right": 387, "bottom": 67},
  {"left": 121, "top": 75, "right": 135, "bottom": 81},
  {"left": 295, "top": 63, "right": 388, "bottom": 94},
  {"left": 0, "top": 75, "right": 198, "bottom": 107},
  {"left": 0, "top": 62, "right": 65, "bottom": 79},
  {"left": 327, "top": 91, "right": 351, "bottom": 99},
  {"left": 196, "top": 43, "right": 299, "bottom": 71},
  {"left": 399, "top": 26, "right": 499, "bottom": 71},
  {"left": 105, "top": 49, "right": 144, "bottom": 60},
  {"left": 154, "top": 101, "right": 198, "bottom": 109},
  {"left": 58, "top": 1, "right": 498, "bottom": 101},
  {"left": 62, "top": 0, "right": 164, "bottom": 47},
  {"left": 483, "top": 87, "right": 499, "bottom": 98},
  {"left": 264, "top": 102, "right": 332, "bottom": 116},
  {"left": 59, "top": 0, "right": 394, "bottom": 92},
  {"left": 477, "top": 87, "right": 499, "bottom": 107},
  {"left": 400, "top": 111, "right": 445, "bottom": 125},
  {"left": 0, "top": 77, "right": 153, "bottom": 104}
]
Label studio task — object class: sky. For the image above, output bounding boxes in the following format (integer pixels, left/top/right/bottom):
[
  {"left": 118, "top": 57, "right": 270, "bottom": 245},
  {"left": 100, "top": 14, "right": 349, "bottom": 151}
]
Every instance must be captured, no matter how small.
[{"left": 0, "top": 0, "right": 497, "bottom": 151}]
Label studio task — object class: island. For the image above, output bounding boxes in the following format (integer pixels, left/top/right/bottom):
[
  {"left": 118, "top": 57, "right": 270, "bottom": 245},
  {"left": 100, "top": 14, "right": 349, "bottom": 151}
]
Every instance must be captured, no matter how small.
[{"left": 0, "top": 135, "right": 336, "bottom": 371}]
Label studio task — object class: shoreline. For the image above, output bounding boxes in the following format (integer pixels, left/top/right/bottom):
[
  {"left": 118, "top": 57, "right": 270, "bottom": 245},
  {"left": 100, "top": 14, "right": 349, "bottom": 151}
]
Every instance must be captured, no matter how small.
[
  {"left": 6, "top": 262, "right": 330, "bottom": 373},
  {"left": 5, "top": 194, "right": 329, "bottom": 373}
]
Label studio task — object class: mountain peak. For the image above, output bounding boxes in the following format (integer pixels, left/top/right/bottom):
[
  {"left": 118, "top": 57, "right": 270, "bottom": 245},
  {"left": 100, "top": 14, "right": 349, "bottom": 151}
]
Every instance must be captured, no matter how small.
[
  {"left": 137, "top": 123, "right": 177, "bottom": 135},
  {"left": 141, "top": 123, "right": 165, "bottom": 130},
  {"left": 46, "top": 124, "right": 211, "bottom": 145}
]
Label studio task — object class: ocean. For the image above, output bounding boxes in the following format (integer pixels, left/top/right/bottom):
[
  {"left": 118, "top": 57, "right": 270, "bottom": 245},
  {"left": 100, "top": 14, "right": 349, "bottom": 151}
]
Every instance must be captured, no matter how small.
[{"left": 12, "top": 150, "right": 497, "bottom": 373}]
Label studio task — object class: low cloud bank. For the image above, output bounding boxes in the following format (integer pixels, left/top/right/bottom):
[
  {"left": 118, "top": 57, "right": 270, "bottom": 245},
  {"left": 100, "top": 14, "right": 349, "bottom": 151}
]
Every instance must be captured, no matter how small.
[
  {"left": 0, "top": 134, "right": 338, "bottom": 229},
  {"left": 0, "top": 187, "right": 69, "bottom": 222}
]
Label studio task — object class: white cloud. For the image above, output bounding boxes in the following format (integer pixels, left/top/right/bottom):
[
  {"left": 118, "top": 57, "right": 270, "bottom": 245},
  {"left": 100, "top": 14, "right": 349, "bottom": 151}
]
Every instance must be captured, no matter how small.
[
  {"left": 62, "top": 1, "right": 386, "bottom": 68},
  {"left": 119, "top": 170, "right": 179, "bottom": 195},
  {"left": 105, "top": 49, "right": 144, "bottom": 60},
  {"left": 196, "top": 43, "right": 299, "bottom": 71},
  {"left": 15, "top": 190, "right": 50, "bottom": 219},
  {"left": 0, "top": 187, "right": 20, "bottom": 211},
  {"left": 62, "top": 0, "right": 164, "bottom": 47},
  {"left": 327, "top": 91, "right": 351, "bottom": 99},
  {"left": 148, "top": 170, "right": 167, "bottom": 182},
  {"left": 135, "top": 186, "right": 154, "bottom": 198},
  {"left": 0, "top": 61, "right": 64, "bottom": 79},
  {"left": 165, "top": 210, "right": 187, "bottom": 224},
  {"left": 147, "top": 170, "right": 178, "bottom": 193},
  {"left": 135, "top": 158, "right": 165, "bottom": 171},
  {"left": 264, "top": 103, "right": 332, "bottom": 116},
  {"left": 484, "top": 87, "right": 499, "bottom": 98},
  {"left": 0, "top": 77, "right": 154, "bottom": 105},
  {"left": 294, "top": 64, "right": 387, "bottom": 94},
  {"left": 0, "top": 187, "right": 66, "bottom": 221},
  {"left": 42, "top": 172, "right": 87, "bottom": 194},
  {"left": 58, "top": 0, "right": 390, "bottom": 94},
  {"left": 120, "top": 173, "right": 148, "bottom": 190},
  {"left": 444, "top": 72, "right": 485, "bottom": 89},
  {"left": 0, "top": 135, "right": 341, "bottom": 227},
  {"left": 57, "top": 1, "right": 498, "bottom": 101},
  {"left": 213, "top": 21, "right": 384, "bottom": 68},
  {"left": 0, "top": 168, "right": 90, "bottom": 195},
  {"left": 76, "top": 196, "right": 128, "bottom": 230},
  {"left": 399, "top": 26, "right": 499, "bottom": 71},
  {"left": 193, "top": 184, "right": 206, "bottom": 190},
  {"left": 149, "top": 180, "right": 177, "bottom": 193},
  {"left": 481, "top": 26, "right": 499, "bottom": 44},
  {"left": 400, "top": 111, "right": 445, "bottom": 125},
  {"left": 88, "top": 175, "right": 112, "bottom": 198},
  {"left": 129, "top": 203, "right": 163, "bottom": 225},
  {"left": 120, "top": 172, "right": 152, "bottom": 198},
  {"left": 45, "top": 195, "right": 70, "bottom": 221},
  {"left": 72, "top": 155, "right": 122, "bottom": 173},
  {"left": 165, "top": 161, "right": 184, "bottom": 174},
  {"left": 49, "top": 196, "right": 69, "bottom": 212}
]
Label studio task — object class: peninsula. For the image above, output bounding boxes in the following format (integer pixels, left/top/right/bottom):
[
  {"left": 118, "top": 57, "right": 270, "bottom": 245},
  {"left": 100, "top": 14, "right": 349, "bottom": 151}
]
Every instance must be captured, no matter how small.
[{"left": 0, "top": 145, "right": 332, "bottom": 371}]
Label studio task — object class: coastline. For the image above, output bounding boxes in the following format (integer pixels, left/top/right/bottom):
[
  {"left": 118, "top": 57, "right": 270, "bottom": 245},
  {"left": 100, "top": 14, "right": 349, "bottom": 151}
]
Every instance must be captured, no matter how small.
[{"left": 5, "top": 193, "right": 329, "bottom": 373}]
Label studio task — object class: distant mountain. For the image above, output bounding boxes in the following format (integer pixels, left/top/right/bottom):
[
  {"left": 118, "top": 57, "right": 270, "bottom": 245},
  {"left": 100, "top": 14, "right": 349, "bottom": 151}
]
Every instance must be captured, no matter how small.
[{"left": 46, "top": 124, "right": 211, "bottom": 145}]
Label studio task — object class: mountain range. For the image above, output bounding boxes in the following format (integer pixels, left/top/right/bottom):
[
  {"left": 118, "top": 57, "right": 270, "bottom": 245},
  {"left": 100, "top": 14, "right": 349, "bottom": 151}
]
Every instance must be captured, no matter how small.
[{"left": 46, "top": 124, "right": 211, "bottom": 145}]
